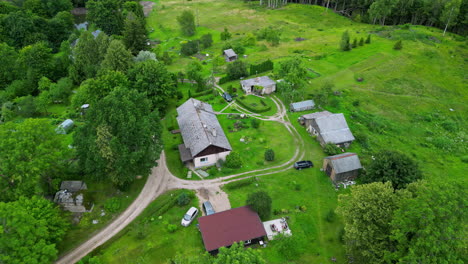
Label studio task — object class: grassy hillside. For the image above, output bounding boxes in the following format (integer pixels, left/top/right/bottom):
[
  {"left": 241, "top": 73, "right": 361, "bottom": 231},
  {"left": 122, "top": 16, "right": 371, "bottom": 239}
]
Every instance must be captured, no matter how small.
[{"left": 90, "top": 0, "right": 467, "bottom": 263}]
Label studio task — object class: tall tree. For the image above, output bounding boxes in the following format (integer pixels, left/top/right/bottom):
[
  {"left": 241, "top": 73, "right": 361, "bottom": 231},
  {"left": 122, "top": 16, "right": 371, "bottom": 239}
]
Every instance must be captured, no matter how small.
[
  {"left": 388, "top": 180, "right": 467, "bottom": 263},
  {"left": 340, "top": 30, "right": 351, "bottom": 51},
  {"left": 0, "top": 196, "right": 69, "bottom": 264},
  {"left": 86, "top": 0, "right": 124, "bottom": 35},
  {"left": 177, "top": 10, "right": 196, "bottom": 36},
  {"left": 74, "top": 87, "right": 162, "bottom": 187},
  {"left": 1, "top": 11, "right": 37, "bottom": 48},
  {"left": 362, "top": 150, "right": 422, "bottom": 190},
  {"left": 18, "top": 41, "right": 53, "bottom": 92},
  {"left": 277, "top": 57, "right": 307, "bottom": 88},
  {"left": 368, "top": 0, "right": 398, "bottom": 25},
  {"left": 69, "top": 31, "right": 101, "bottom": 83},
  {"left": 47, "top": 11, "right": 74, "bottom": 51},
  {"left": 101, "top": 39, "right": 134, "bottom": 73},
  {"left": 128, "top": 60, "right": 176, "bottom": 112},
  {"left": 337, "top": 182, "right": 401, "bottom": 264},
  {"left": 0, "top": 119, "right": 65, "bottom": 201},
  {"left": 440, "top": 0, "right": 462, "bottom": 36},
  {"left": 0, "top": 43, "right": 18, "bottom": 89},
  {"left": 122, "top": 12, "right": 147, "bottom": 55}
]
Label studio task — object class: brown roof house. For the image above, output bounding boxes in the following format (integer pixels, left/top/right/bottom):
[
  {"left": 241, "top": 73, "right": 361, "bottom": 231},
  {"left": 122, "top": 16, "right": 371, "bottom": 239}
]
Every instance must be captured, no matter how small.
[
  {"left": 300, "top": 111, "right": 355, "bottom": 148},
  {"left": 198, "top": 206, "right": 267, "bottom": 254},
  {"left": 177, "top": 98, "right": 232, "bottom": 169},
  {"left": 223, "top": 49, "right": 238, "bottom": 62},
  {"left": 54, "top": 181, "right": 93, "bottom": 213},
  {"left": 323, "top": 153, "right": 362, "bottom": 182},
  {"left": 240, "top": 76, "right": 276, "bottom": 95}
]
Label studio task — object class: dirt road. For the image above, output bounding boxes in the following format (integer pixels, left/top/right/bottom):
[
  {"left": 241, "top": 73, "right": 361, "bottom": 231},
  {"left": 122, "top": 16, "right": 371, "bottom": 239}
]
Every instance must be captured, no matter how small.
[{"left": 56, "top": 97, "right": 305, "bottom": 264}]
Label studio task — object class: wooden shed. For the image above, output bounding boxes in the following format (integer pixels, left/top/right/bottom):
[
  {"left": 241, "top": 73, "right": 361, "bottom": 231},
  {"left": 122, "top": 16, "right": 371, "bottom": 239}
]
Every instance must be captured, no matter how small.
[{"left": 323, "top": 153, "right": 362, "bottom": 182}]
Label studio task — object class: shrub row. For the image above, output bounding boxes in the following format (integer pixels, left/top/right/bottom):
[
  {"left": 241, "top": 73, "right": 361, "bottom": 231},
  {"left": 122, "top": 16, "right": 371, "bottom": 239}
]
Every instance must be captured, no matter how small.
[
  {"left": 218, "top": 75, "right": 231, "bottom": 85},
  {"left": 192, "top": 89, "right": 212, "bottom": 98},
  {"left": 250, "top": 59, "right": 273, "bottom": 75},
  {"left": 224, "top": 177, "right": 255, "bottom": 190},
  {"left": 236, "top": 98, "right": 271, "bottom": 113}
]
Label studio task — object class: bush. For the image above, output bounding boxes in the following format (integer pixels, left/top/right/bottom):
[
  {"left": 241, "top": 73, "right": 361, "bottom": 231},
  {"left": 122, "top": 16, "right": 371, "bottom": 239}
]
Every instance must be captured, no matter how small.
[
  {"left": 224, "top": 151, "right": 242, "bottom": 169},
  {"left": 271, "top": 233, "right": 307, "bottom": 260},
  {"left": 220, "top": 27, "right": 231, "bottom": 40},
  {"left": 323, "top": 143, "right": 341, "bottom": 156},
  {"left": 251, "top": 118, "right": 260, "bottom": 129},
  {"left": 393, "top": 40, "right": 403, "bottom": 50},
  {"left": 192, "top": 89, "right": 212, "bottom": 98},
  {"left": 200, "top": 34, "right": 213, "bottom": 49},
  {"left": 166, "top": 224, "right": 177, "bottom": 233},
  {"left": 104, "top": 197, "right": 121, "bottom": 213},
  {"left": 218, "top": 75, "right": 231, "bottom": 85},
  {"left": 226, "top": 60, "right": 248, "bottom": 80},
  {"left": 246, "top": 191, "right": 272, "bottom": 220},
  {"left": 264, "top": 149, "right": 275, "bottom": 161},
  {"left": 180, "top": 40, "right": 199, "bottom": 56},
  {"left": 224, "top": 177, "right": 255, "bottom": 190},
  {"left": 325, "top": 209, "right": 336, "bottom": 223},
  {"left": 177, "top": 192, "right": 191, "bottom": 206}
]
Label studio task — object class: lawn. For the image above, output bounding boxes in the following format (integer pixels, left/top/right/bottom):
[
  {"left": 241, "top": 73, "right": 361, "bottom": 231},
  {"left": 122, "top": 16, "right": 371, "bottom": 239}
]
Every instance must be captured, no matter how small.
[{"left": 91, "top": 190, "right": 204, "bottom": 264}]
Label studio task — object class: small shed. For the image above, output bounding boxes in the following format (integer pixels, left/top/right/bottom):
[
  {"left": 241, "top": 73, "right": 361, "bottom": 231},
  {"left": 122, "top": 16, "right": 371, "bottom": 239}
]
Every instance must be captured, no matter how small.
[
  {"left": 290, "top": 100, "right": 315, "bottom": 112},
  {"left": 56, "top": 119, "right": 74, "bottom": 134},
  {"left": 54, "top": 181, "right": 92, "bottom": 213},
  {"left": 323, "top": 153, "right": 362, "bottom": 182},
  {"left": 223, "top": 49, "right": 238, "bottom": 62}
]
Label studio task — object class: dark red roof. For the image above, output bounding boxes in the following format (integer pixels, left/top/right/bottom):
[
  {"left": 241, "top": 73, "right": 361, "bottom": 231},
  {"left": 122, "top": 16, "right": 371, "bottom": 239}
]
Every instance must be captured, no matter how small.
[{"left": 198, "top": 206, "right": 267, "bottom": 252}]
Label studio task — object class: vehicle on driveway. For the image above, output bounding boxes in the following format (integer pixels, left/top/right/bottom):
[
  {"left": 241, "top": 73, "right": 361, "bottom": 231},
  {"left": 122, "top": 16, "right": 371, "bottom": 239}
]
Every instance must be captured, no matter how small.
[
  {"left": 181, "top": 207, "right": 199, "bottom": 227},
  {"left": 294, "top": 160, "right": 313, "bottom": 170},
  {"left": 222, "top": 92, "right": 232, "bottom": 102},
  {"left": 202, "top": 201, "right": 216, "bottom": 216}
]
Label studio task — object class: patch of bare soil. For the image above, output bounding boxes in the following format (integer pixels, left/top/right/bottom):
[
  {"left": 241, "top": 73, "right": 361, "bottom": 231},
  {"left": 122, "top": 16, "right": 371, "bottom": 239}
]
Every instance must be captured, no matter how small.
[{"left": 71, "top": 7, "right": 87, "bottom": 15}]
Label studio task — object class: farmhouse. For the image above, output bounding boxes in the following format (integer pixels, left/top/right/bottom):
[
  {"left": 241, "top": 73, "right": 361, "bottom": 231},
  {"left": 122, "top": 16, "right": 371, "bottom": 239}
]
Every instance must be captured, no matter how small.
[
  {"left": 198, "top": 206, "right": 267, "bottom": 254},
  {"left": 177, "top": 98, "right": 232, "bottom": 168},
  {"left": 290, "top": 100, "right": 315, "bottom": 112},
  {"left": 240, "top": 76, "right": 276, "bottom": 95},
  {"left": 323, "top": 153, "right": 362, "bottom": 182},
  {"left": 223, "top": 49, "right": 238, "bottom": 62},
  {"left": 300, "top": 111, "right": 355, "bottom": 148}
]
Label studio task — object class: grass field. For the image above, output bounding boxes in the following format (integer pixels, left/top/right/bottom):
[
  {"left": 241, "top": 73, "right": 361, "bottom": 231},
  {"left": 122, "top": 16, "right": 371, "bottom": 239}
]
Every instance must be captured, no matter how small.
[{"left": 88, "top": 0, "right": 467, "bottom": 262}]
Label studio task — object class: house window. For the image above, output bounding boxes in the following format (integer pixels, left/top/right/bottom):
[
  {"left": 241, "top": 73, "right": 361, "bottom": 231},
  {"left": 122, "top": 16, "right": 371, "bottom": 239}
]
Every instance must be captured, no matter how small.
[
  {"left": 245, "top": 240, "right": 252, "bottom": 245},
  {"left": 200, "top": 157, "right": 208, "bottom": 163}
]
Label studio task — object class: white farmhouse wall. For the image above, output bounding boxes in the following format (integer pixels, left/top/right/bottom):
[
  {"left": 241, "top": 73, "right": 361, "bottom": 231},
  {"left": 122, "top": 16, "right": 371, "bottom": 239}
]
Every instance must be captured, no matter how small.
[{"left": 193, "top": 151, "right": 231, "bottom": 168}]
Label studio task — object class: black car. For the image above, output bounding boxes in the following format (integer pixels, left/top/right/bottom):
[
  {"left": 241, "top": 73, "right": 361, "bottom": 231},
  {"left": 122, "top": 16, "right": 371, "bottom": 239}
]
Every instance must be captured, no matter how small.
[
  {"left": 222, "top": 92, "right": 232, "bottom": 102},
  {"left": 294, "top": 160, "right": 313, "bottom": 170}
]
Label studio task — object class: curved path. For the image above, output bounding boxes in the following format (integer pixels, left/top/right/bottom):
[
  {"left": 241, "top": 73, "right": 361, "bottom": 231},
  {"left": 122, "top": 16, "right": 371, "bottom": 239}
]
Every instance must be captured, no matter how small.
[{"left": 56, "top": 96, "right": 306, "bottom": 264}]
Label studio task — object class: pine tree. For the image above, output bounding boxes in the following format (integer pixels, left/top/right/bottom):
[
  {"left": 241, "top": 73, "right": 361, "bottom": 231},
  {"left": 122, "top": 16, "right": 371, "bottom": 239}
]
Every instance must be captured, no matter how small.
[
  {"left": 122, "top": 12, "right": 147, "bottom": 55},
  {"left": 365, "top": 34, "right": 371, "bottom": 44},
  {"left": 352, "top": 38, "right": 358, "bottom": 48},
  {"left": 340, "top": 30, "right": 351, "bottom": 51},
  {"left": 359, "top": 37, "right": 364, "bottom": 46},
  {"left": 393, "top": 40, "right": 403, "bottom": 50}
]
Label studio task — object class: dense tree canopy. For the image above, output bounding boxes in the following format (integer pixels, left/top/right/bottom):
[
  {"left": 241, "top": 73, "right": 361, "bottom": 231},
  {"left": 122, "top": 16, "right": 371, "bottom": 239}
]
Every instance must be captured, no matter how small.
[
  {"left": 123, "top": 12, "right": 147, "bottom": 55},
  {"left": 0, "top": 196, "right": 69, "bottom": 264},
  {"left": 74, "top": 87, "right": 162, "bottom": 187},
  {"left": 86, "top": 0, "right": 124, "bottom": 35},
  {"left": 177, "top": 10, "right": 196, "bottom": 36},
  {"left": 363, "top": 150, "right": 422, "bottom": 189},
  {"left": 246, "top": 191, "right": 272, "bottom": 220},
  {"left": 128, "top": 60, "right": 176, "bottom": 111},
  {"left": 0, "top": 119, "right": 66, "bottom": 201},
  {"left": 101, "top": 39, "right": 134, "bottom": 73}
]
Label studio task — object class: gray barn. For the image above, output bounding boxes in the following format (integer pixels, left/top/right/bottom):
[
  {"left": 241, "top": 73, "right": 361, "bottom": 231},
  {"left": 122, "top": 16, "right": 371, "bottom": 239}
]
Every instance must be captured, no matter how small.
[
  {"left": 323, "top": 153, "right": 362, "bottom": 182},
  {"left": 290, "top": 100, "right": 315, "bottom": 112}
]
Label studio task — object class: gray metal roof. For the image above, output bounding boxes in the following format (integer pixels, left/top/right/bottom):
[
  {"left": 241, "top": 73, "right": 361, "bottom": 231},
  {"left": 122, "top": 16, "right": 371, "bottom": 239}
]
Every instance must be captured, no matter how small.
[
  {"left": 290, "top": 100, "right": 315, "bottom": 110},
  {"left": 91, "top": 30, "right": 102, "bottom": 38},
  {"left": 301, "top": 111, "right": 332, "bottom": 120},
  {"left": 240, "top": 76, "right": 276, "bottom": 88},
  {"left": 60, "top": 181, "right": 87, "bottom": 192},
  {"left": 177, "top": 98, "right": 232, "bottom": 157},
  {"left": 178, "top": 144, "right": 193, "bottom": 162},
  {"left": 325, "top": 153, "right": 362, "bottom": 173},
  {"left": 75, "top": 22, "right": 88, "bottom": 30},
  {"left": 59, "top": 119, "right": 74, "bottom": 129},
  {"left": 223, "top": 49, "right": 237, "bottom": 58},
  {"left": 316, "top": 113, "right": 355, "bottom": 144}
]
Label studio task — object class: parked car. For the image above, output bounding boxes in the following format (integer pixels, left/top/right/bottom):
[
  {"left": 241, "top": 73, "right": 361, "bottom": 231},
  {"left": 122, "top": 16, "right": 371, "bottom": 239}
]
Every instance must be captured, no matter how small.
[
  {"left": 294, "top": 160, "right": 313, "bottom": 170},
  {"left": 202, "top": 201, "right": 216, "bottom": 216},
  {"left": 222, "top": 92, "right": 233, "bottom": 102},
  {"left": 181, "top": 207, "right": 199, "bottom": 227}
]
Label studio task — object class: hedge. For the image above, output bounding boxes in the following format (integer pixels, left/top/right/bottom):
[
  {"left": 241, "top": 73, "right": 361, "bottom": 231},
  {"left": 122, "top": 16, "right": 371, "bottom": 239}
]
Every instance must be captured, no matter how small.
[
  {"left": 224, "top": 177, "right": 255, "bottom": 190},
  {"left": 236, "top": 98, "right": 272, "bottom": 113},
  {"left": 192, "top": 89, "right": 213, "bottom": 98},
  {"left": 250, "top": 59, "right": 274, "bottom": 75},
  {"left": 218, "top": 75, "right": 231, "bottom": 85}
]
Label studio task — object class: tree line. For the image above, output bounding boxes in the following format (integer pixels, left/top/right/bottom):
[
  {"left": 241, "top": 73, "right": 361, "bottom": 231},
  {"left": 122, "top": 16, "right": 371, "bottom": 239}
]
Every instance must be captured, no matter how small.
[{"left": 254, "top": 0, "right": 467, "bottom": 35}]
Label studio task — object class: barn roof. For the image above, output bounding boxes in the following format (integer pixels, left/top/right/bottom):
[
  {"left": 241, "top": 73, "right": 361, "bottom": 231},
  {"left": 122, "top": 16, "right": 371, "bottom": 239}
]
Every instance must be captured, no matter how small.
[
  {"left": 290, "top": 100, "right": 315, "bottom": 110},
  {"left": 325, "top": 153, "right": 362, "bottom": 173},
  {"left": 60, "top": 181, "right": 87, "bottom": 192},
  {"left": 240, "top": 76, "right": 276, "bottom": 88},
  {"left": 198, "top": 206, "right": 267, "bottom": 252},
  {"left": 301, "top": 110, "right": 332, "bottom": 120},
  {"left": 316, "top": 113, "right": 355, "bottom": 144},
  {"left": 223, "top": 49, "right": 237, "bottom": 57},
  {"left": 177, "top": 98, "right": 231, "bottom": 158}
]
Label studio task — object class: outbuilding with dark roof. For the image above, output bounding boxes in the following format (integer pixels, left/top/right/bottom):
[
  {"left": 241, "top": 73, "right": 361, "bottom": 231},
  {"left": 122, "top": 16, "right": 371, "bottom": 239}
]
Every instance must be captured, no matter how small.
[
  {"left": 198, "top": 206, "right": 267, "bottom": 254},
  {"left": 323, "top": 152, "right": 362, "bottom": 182}
]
